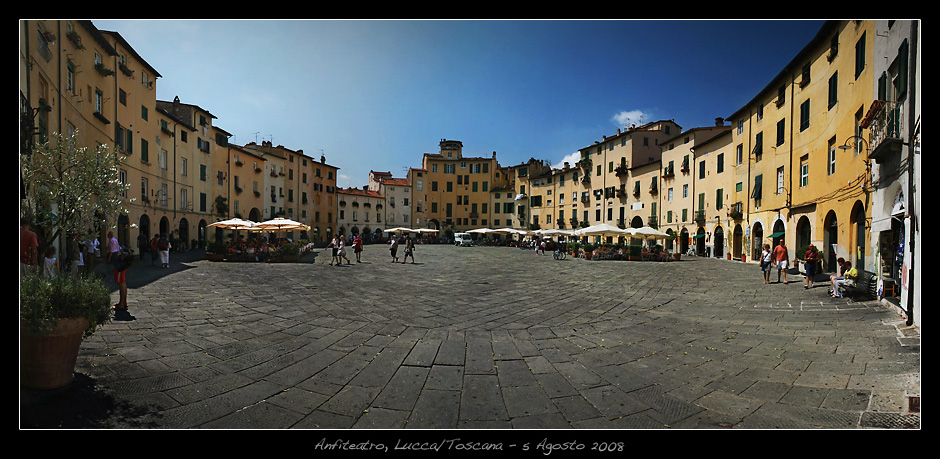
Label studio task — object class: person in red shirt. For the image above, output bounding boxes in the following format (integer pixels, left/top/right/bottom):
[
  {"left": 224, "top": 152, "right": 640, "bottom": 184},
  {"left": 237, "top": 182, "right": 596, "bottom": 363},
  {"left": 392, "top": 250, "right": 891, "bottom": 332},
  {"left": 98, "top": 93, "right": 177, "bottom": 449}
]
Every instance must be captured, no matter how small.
[
  {"left": 772, "top": 242, "right": 790, "bottom": 284},
  {"left": 20, "top": 218, "right": 38, "bottom": 275},
  {"left": 803, "top": 244, "right": 819, "bottom": 289},
  {"left": 353, "top": 235, "right": 363, "bottom": 263}
]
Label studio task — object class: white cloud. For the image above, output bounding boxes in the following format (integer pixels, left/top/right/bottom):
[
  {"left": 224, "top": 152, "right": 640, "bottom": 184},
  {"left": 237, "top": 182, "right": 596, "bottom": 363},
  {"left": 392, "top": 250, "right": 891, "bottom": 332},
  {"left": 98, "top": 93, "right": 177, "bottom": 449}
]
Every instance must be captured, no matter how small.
[
  {"left": 552, "top": 151, "right": 580, "bottom": 170},
  {"left": 611, "top": 110, "right": 649, "bottom": 129}
]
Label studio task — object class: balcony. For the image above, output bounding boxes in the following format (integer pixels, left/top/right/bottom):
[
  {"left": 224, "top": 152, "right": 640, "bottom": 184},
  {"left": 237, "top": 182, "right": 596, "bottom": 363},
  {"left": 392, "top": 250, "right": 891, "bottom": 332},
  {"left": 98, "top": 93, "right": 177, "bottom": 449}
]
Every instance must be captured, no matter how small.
[
  {"left": 694, "top": 210, "right": 706, "bottom": 223},
  {"left": 865, "top": 100, "right": 905, "bottom": 164}
]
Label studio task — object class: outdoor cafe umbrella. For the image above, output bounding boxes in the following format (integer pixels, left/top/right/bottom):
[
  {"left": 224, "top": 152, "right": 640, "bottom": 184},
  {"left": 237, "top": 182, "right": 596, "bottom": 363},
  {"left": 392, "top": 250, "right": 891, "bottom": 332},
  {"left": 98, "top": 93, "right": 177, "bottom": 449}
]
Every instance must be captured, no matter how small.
[
  {"left": 632, "top": 226, "right": 670, "bottom": 240},
  {"left": 574, "top": 223, "right": 631, "bottom": 237},
  {"left": 208, "top": 218, "right": 257, "bottom": 241},
  {"left": 207, "top": 218, "right": 257, "bottom": 231},
  {"left": 251, "top": 218, "right": 310, "bottom": 240},
  {"left": 386, "top": 227, "right": 416, "bottom": 233}
]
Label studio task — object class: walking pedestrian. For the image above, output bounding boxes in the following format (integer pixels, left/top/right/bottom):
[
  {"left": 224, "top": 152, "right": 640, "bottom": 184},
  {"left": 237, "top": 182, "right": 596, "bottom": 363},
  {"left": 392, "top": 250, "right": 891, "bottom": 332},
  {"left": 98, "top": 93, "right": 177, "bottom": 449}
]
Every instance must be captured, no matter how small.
[
  {"left": 772, "top": 241, "right": 789, "bottom": 284},
  {"left": 20, "top": 218, "right": 38, "bottom": 276},
  {"left": 389, "top": 236, "right": 399, "bottom": 263},
  {"left": 803, "top": 244, "right": 819, "bottom": 289},
  {"left": 158, "top": 233, "right": 171, "bottom": 268},
  {"left": 106, "top": 231, "right": 120, "bottom": 263},
  {"left": 402, "top": 237, "right": 415, "bottom": 264},
  {"left": 327, "top": 236, "right": 340, "bottom": 266},
  {"left": 338, "top": 237, "right": 351, "bottom": 264},
  {"left": 760, "top": 244, "right": 773, "bottom": 284},
  {"left": 150, "top": 234, "right": 160, "bottom": 266},
  {"left": 353, "top": 234, "right": 363, "bottom": 263}
]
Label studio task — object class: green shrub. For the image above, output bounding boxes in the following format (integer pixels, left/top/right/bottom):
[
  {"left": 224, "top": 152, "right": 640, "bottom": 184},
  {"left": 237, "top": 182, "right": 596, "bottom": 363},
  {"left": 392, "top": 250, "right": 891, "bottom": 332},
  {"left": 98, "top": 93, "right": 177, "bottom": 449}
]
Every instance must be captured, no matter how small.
[{"left": 20, "top": 274, "right": 112, "bottom": 338}]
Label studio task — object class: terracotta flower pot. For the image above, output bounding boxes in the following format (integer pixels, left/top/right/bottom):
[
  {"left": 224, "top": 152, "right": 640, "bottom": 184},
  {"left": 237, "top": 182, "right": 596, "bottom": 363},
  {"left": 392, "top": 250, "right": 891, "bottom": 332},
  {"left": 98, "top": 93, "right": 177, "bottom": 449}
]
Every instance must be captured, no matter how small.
[{"left": 21, "top": 318, "right": 89, "bottom": 390}]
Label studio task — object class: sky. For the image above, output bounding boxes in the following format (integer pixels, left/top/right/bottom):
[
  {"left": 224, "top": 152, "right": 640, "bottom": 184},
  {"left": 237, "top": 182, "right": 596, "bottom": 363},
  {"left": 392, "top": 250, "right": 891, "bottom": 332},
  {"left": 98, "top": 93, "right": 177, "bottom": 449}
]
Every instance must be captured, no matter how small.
[{"left": 92, "top": 19, "right": 825, "bottom": 189}]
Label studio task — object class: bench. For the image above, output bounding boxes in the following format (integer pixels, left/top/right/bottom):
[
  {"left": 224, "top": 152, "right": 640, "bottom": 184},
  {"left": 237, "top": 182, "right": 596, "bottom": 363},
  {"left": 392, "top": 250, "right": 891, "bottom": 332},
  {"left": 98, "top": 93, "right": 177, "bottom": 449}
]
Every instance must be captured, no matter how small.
[{"left": 843, "top": 270, "right": 877, "bottom": 300}]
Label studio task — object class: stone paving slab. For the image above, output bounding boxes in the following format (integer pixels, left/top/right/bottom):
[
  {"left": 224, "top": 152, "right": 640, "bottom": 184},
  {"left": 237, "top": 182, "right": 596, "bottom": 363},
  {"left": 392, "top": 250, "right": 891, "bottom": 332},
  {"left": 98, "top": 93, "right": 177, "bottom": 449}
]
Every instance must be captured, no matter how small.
[{"left": 21, "top": 245, "right": 919, "bottom": 430}]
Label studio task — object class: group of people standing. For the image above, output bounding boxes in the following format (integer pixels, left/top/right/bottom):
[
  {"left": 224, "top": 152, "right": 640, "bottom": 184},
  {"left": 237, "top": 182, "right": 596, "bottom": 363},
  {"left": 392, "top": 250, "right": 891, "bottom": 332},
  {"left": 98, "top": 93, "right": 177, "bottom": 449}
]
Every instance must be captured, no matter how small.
[
  {"left": 137, "top": 232, "right": 172, "bottom": 268},
  {"left": 325, "top": 234, "right": 416, "bottom": 265}
]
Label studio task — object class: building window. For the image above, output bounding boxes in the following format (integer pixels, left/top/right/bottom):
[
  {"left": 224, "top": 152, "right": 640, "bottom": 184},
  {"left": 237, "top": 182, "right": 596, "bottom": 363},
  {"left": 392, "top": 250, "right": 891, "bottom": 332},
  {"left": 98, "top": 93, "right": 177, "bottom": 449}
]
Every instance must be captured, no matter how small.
[
  {"left": 855, "top": 31, "right": 866, "bottom": 79},
  {"left": 828, "top": 72, "right": 838, "bottom": 109},
  {"left": 800, "top": 156, "right": 809, "bottom": 187},
  {"left": 799, "top": 100, "right": 810, "bottom": 131}
]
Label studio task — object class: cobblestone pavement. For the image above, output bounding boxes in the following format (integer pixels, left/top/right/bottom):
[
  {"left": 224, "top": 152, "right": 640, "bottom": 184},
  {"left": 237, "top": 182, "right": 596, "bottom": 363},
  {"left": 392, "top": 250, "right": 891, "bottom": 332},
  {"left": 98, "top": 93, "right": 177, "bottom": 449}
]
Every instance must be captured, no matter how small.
[{"left": 21, "top": 244, "right": 920, "bottom": 430}]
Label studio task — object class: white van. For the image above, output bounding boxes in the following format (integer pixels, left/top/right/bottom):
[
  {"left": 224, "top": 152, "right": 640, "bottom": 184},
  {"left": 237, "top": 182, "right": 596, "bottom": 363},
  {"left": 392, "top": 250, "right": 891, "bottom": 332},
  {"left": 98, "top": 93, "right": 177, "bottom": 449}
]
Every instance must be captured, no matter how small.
[{"left": 454, "top": 233, "right": 473, "bottom": 247}]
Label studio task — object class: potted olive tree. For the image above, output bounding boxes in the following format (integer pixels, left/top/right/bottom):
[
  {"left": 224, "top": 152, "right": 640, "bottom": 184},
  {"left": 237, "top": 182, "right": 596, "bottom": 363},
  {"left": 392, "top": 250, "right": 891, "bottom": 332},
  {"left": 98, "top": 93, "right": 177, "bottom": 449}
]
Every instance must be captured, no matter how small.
[{"left": 20, "top": 132, "right": 128, "bottom": 389}]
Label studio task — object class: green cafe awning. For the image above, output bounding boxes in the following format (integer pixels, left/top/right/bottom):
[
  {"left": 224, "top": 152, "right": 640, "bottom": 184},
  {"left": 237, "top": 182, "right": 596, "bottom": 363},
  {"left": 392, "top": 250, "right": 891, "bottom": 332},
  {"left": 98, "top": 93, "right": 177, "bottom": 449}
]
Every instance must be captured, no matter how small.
[
  {"left": 769, "top": 231, "right": 786, "bottom": 238},
  {"left": 692, "top": 233, "right": 705, "bottom": 238}
]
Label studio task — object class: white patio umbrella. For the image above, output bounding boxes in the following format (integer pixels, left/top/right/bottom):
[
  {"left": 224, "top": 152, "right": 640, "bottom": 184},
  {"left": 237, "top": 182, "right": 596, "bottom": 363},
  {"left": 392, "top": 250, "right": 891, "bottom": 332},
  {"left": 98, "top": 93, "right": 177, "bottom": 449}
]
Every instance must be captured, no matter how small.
[
  {"left": 386, "top": 227, "right": 416, "bottom": 233},
  {"left": 632, "top": 226, "right": 669, "bottom": 239},
  {"left": 467, "top": 228, "right": 492, "bottom": 234},
  {"left": 417, "top": 228, "right": 439, "bottom": 233},
  {"left": 251, "top": 218, "right": 310, "bottom": 242},
  {"left": 207, "top": 218, "right": 257, "bottom": 230},
  {"left": 575, "top": 223, "right": 632, "bottom": 237},
  {"left": 208, "top": 218, "right": 258, "bottom": 241}
]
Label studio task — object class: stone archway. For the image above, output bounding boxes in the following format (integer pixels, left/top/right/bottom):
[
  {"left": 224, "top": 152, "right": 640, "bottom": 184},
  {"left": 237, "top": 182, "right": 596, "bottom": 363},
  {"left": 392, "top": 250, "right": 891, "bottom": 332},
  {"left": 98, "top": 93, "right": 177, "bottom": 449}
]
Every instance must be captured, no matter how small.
[
  {"left": 714, "top": 225, "right": 724, "bottom": 258},
  {"left": 752, "top": 221, "right": 764, "bottom": 261},
  {"left": 733, "top": 224, "right": 743, "bottom": 259},
  {"left": 796, "top": 216, "right": 812, "bottom": 252},
  {"left": 824, "top": 210, "right": 838, "bottom": 272},
  {"left": 695, "top": 226, "right": 706, "bottom": 256},
  {"left": 851, "top": 201, "right": 867, "bottom": 270}
]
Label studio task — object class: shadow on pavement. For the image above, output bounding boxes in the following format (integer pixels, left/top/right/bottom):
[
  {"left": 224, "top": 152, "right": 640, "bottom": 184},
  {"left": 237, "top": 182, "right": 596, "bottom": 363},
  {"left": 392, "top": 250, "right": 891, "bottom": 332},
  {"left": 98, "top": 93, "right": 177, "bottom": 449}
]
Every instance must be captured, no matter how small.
[{"left": 20, "top": 374, "right": 161, "bottom": 429}]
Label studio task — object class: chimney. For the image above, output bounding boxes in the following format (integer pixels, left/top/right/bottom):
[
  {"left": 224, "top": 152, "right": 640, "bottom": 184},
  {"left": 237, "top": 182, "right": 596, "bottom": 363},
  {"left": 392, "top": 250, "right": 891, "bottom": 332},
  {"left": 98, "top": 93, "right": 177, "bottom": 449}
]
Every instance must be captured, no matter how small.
[{"left": 715, "top": 117, "right": 725, "bottom": 126}]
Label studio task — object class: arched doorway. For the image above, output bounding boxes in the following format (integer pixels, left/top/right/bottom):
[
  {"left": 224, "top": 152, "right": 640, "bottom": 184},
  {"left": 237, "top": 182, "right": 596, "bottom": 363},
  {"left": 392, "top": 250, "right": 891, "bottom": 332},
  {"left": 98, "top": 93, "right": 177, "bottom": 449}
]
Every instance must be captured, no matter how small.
[
  {"left": 824, "top": 211, "right": 838, "bottom": 272},
  {"left": 733, "top": 224, "right": 743, "bottom": 259},
  {"left": 630, "top": 216, "right": 643, "bottom": 228},
  {"left": 679, "top": 228, "right": 689, "bottom": 254},
  {"left": 695, "top": 227, "right": 706, "bottom": 256},
  {"left": 852, "top": 201, "right": 867, "bottom": 270},
  {"left": 665, "top": 229, "right": 675, "bottom": 252},
  {"left": 159, "top": 216, "right": 170, "bottom": 238},
  {"left": 179, "top": 218, "right": 189, "bottom": 250},
  {"left": 714, "top": 225, "right": 724, "bottom": 258},
  {"left": 771, "top": 219, "right": 786, "bottom": 249},
  {"left": 752, "top": 221, "right": 764, "bottom": 261},
  {"left": 795, "top": 216, "right": 811, "bottom": 251}
]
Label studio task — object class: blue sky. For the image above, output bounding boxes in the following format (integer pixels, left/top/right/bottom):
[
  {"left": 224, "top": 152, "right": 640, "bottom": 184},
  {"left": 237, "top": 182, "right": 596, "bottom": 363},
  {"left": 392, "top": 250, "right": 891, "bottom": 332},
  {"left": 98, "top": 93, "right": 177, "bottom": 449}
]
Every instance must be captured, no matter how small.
[{"left": 93, "top": 19, "right": 825, "bottom": 188}]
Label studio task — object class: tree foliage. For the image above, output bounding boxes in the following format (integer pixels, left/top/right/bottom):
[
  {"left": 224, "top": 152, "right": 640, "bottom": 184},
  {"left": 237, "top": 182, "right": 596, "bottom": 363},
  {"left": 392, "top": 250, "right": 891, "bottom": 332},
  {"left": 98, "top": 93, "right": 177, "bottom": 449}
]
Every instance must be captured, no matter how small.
[{"left": 20, "top": 131, "right": 130, "bottom": 255}]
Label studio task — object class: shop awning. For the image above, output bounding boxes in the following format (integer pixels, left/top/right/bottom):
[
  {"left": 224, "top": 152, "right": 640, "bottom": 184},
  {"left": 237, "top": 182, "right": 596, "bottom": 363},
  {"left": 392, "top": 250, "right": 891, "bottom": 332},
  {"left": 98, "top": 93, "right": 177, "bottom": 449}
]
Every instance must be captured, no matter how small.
[{"left": 769, "top": 231, "right": 785, "bottom": 238}]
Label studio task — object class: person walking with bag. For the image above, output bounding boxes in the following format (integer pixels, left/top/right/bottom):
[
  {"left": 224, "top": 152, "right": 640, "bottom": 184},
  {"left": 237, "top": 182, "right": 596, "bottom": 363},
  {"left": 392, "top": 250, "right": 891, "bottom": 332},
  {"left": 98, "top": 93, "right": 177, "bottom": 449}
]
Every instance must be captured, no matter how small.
[
  {"left": 402, "top": 237, "right": 416, "bottom": 264},
  {"left": 760, "top": 244, "right": 773, "bottom": 284}
]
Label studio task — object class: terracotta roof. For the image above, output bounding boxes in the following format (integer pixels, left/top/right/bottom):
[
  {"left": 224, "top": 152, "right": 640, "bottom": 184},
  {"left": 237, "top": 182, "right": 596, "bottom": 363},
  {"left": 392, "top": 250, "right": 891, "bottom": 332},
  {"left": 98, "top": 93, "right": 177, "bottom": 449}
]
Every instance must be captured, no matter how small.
[
  {"left": 338, "top": 187, "right": 383, "bottom": 199},
  {"left": 381, "top": 178, "right": 411, "bottom": 187}
]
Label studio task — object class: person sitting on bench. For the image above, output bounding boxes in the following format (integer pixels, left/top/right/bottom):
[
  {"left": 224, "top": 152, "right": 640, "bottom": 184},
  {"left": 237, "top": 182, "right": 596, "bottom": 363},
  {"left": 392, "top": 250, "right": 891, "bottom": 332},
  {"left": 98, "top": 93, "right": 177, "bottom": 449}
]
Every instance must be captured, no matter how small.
[{"left": 830, "top": 261, "right": 858, "bottom": 298}]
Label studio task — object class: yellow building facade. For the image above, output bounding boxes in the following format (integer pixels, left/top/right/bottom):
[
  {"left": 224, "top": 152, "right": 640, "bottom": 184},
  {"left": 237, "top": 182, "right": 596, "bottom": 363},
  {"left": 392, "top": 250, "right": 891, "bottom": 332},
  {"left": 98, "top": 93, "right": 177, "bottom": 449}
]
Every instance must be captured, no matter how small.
[
  {"left": 727, "top": 20, "right": 874, "bottom": 271},
  {"left": 420, "top": 140, "right": 500, "bottom": 233},
  {"left": 690, "top": 128, "right": 733, "bottom": 258}
]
